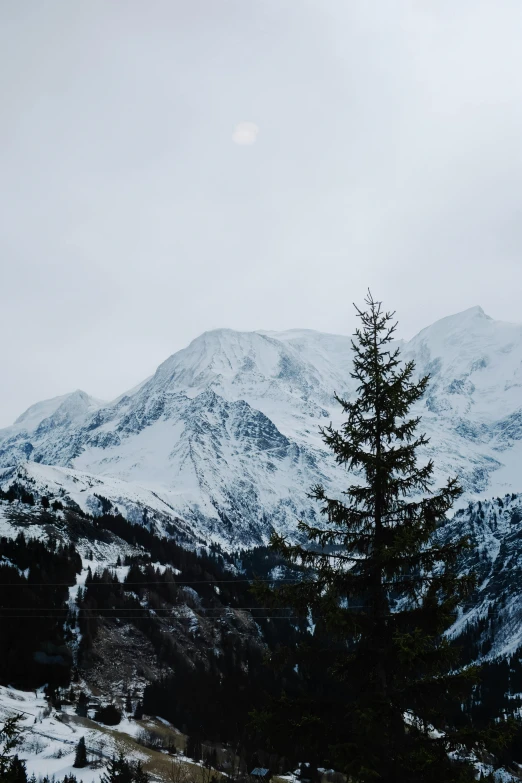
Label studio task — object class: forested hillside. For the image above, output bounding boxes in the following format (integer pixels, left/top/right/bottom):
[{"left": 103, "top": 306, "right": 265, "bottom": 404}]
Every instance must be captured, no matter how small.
[{"left": 1, "top": 439, "right": 522, "bottom": 779}]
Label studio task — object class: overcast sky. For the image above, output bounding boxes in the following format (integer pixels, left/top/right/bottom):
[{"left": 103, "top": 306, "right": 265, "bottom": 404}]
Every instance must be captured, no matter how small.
[{"left": 1, "top": 0, "right": 522, "bottom": 426}]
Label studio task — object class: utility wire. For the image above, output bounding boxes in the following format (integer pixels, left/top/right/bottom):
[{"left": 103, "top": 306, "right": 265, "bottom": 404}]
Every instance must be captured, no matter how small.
[
  {"left": 0, "top": 605, "right": 297, "bottom": 612},
  {"left": 0, "top": 616, "right": 280, "bottom": 620},
  {"left": 0, "top": 578, "right": 308, "bottom": 587},
  {"left": 0, "top": 604, "right": 500, "bottom": 611},
  {"left": 0, "top": 615, "right": 304, "bottom": 620},
  {"left": 0, "top": 607, "right": 505, "bottom": 619},
  {"left": 0, "top": 574, "right": 467, "bottom": 587}
]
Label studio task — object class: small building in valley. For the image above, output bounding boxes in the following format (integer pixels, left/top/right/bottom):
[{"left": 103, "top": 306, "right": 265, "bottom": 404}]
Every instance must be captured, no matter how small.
[{"left": 250, "top": 768, "right": 272, "bottom": 781}]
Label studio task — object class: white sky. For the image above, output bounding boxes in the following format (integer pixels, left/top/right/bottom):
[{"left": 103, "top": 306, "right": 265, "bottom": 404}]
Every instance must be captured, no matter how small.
[{"left": 1, "top": 0, "right": 522, "bottom": 427}]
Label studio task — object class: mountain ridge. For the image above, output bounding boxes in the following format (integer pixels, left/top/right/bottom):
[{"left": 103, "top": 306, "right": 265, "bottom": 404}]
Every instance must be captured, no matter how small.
[{"left": 1, "top": 306, "right": 522, "bottom": 548}]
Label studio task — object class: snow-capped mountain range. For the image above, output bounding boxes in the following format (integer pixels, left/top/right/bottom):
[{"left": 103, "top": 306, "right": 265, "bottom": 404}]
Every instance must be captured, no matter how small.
[{"left": 1, "top": 305, "right": 522, "bottom": 548}]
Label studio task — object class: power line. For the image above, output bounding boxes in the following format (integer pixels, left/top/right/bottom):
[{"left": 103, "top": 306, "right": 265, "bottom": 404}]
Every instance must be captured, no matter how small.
[
  {"left": 0, "top": 614, "right": 508, "bottom": 621},
  {"left": 0, "top": 615, "right": 303, "bottom": 620},
  {"left": 0, "top": 604, "right": 500, "bottom": 611},
  {"left": 0, "top": 574, "right": 471, "bottom": 587},
  {"left": 0, "top": 608, "right": 507, "bottom": 619},
  {"left": 0, "top": 606, "right": 298, "bottom": 613},
  {"left": 0, "top": 578, "right": 308, "bottom": 587}
]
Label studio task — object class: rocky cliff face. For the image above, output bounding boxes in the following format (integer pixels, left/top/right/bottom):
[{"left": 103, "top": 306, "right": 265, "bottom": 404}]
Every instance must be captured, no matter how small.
[{"left": 437, "top": 491, "right": 522, "bottom": 660}]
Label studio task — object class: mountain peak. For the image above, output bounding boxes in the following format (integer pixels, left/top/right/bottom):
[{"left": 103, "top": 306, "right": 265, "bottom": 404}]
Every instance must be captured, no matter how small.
[
  {"left": 459, "top": 305, "right": 490, "bottom": 319},
  {"left": 10, "top": 390, "right": 103, "bottom": 433},
  {"left": 432, "top": 304, "right": 492, "bottom": 326},
  {"left": 408, "top": 306, "right": 493, "bottom": 343},
  {"left": 2, "top": 309, "right": 522, "bottom": 549},
  {"left": 13, "top": 391, "right": 83, "bottom": 427}
]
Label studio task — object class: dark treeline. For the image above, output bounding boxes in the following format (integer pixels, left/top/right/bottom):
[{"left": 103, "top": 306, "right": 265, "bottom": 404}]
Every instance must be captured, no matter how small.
[
  {"left": 3, "top": 478, "right": 521, "bottom": 774},
  {"left": 0, "top": 533, "right": 81, "bottom": 687},
  {"left": 78, "top": 511, "right": 309, "bottom": 736},
  {"left": 90, "top": 501, "right": 301, "bottom": 595},
  {"left": 0, "top": 490, "right": 303, "bottom": 699},
  {"left": 142, "top": 621, "right": 353, "bottom": 770},
  {"left": 0, "top": 482, "right": 63, "bottom": 511},
  {"left": 452, "top": 640, "right": 522, "bottom": 766}
]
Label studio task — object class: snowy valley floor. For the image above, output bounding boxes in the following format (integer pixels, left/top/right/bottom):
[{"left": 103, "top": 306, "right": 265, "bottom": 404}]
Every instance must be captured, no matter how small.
[{"left": 0, "top": 684, "right": 223, "bottom": 782}]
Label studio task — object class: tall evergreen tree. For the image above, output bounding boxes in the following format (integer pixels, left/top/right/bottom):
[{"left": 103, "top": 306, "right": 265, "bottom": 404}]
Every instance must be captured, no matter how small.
[
  {"left": 258, "top": 293, "right": 489, "bottom": 782},
  {"left": 73, "top": 736, "right": 87, "bottom": 768}
]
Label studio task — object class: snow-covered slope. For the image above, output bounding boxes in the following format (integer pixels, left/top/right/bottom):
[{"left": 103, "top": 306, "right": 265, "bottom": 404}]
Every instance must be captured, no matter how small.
[
  {"left": 439, "top": 491, "right": 522, "bottom": 661},
  {"left": 12, "top": 390, "right": 104, "bottom": 433},
  {"left": 1, "top": 307, "right": 522, "bottom": 547},
  {"left": 0, "top": 390, "right": 105, "bottom": 466}
]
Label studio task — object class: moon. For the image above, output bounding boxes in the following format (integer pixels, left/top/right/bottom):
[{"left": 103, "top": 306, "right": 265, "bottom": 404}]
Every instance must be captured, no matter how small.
[{"left": 232, "top": 122, "right": 259, "bottom": 146}]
